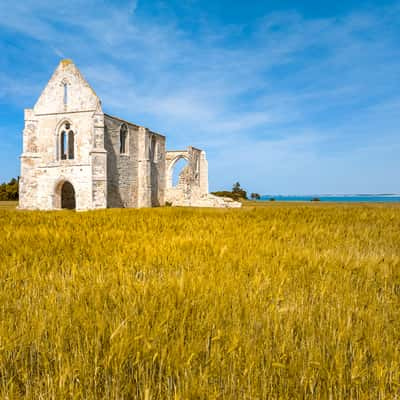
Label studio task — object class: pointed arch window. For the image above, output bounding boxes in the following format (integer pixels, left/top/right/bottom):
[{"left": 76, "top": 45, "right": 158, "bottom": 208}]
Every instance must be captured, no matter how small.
[
  {"left": 61, "top": 131, "right": 67, "bottom": 159},
  {"left": 61, "top": 78, "right": 70, "bottom": 105},
  {"left": 60, "top": 122, "right": 75, "bottom": 160},
  {"left": 63, "top": 83, "right": 68, "bottom": 105},
  {"left": 68, "top": 130, "right": 74, "bottom": 159},
  {"left": 120, "top": 124, "right": 128, "bottom": 154}
]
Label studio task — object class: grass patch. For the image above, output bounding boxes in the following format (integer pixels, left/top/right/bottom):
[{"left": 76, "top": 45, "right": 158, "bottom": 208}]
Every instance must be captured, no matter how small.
[
  {"left": 0, "top": 201, "right": 17, "bottom": 209},
  {"left": 0, "top": 204, "right": 399, "bottom": 398}
]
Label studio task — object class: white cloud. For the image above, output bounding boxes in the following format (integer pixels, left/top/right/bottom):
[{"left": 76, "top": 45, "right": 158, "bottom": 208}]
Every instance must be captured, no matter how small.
[{"left": 0, "top": 0, "right": 399, "bottom": 191}]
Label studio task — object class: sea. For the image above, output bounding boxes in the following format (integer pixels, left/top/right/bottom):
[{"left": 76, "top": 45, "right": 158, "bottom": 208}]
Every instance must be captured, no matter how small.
[{"left": 260, "top": 195, "right": 400, "bottom": 203}]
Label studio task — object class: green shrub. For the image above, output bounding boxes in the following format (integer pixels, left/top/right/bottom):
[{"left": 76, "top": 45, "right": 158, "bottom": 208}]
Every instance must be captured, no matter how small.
[
  {"left": 212, "top": 182, "right": 248, "bottom": 201},
  {"left": 0, "top": 178, "right": 19, "bottom": 201}
]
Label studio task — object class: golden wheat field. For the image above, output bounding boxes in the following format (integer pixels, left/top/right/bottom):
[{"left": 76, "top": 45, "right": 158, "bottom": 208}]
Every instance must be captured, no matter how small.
[{"left": 0, "top": 203, "right": 399, "bottom": 399}]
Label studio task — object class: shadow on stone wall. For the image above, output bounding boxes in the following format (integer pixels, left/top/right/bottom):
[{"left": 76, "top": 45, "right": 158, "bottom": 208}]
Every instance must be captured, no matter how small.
[
  {"left": 151, "top": 161, "right": 160, "bottom": 206},
  {"left": 104, "top": 126, "right": 124, "bottom": 208}
]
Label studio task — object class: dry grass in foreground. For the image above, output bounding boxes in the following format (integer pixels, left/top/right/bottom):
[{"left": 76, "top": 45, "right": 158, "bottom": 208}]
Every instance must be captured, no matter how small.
[
  {"left": 0, "top": 201, "right": 17, "bottom": 209},
  {"left": 0, "top": 204, "right": 399, "bottom": 399}
]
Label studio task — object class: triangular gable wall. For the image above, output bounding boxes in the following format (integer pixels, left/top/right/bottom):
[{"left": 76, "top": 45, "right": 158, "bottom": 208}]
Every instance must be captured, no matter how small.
[{"left": 33, "top": 59, "right": 102, "bottom": 115}]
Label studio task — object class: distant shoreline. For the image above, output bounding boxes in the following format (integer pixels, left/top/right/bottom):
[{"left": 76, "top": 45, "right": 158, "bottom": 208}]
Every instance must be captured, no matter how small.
[{"left": 259, "top": 195, "right": 400, "bottom": 203}]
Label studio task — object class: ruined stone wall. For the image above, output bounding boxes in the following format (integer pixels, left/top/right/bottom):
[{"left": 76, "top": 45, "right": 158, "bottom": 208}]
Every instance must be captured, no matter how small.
[
  {"left": 164, "top": 147, "right": 240, "bottom": 208},
  {"left": 19, "top": 109, "right": 41, "bottom": 209},
  {"left": 149, "top": 131, "right": 166, "bottom": 206},
  {"left": 34, "top": 59, "right": 100, "bottom": 115},
  {"left": 101, "top": 116, "right": 166, "bottom": 209},
  {"left": 19, "top": 109, "right": 98, "bottom": 210},
  {"left": 165, "top": 147, "right": 208, "bottom": 206},
  {"left": 19, "top": 60, "right": 104, "bottom": 211},
  {"left": 19, "top": 59, "right": 237, "bottom": 210},
  {"left": 104, "top": 115, "right": 139, "bottom": 208},
  {"left": 91, "top": 113, "right": 107, "bottom": 209}
]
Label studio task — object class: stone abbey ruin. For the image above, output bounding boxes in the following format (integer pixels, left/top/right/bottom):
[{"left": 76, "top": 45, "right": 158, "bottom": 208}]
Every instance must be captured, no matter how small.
[{"left": 19, "top": 60, "right": 241, "bottom": 210}]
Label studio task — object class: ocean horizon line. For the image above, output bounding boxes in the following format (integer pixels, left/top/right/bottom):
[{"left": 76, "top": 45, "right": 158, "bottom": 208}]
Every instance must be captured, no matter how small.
[
  {"left": 261, "top": 193, "right": 400, "bottom": 197},
  {"left": 258, "top": 194, "right": 400, "bottom": 202}
]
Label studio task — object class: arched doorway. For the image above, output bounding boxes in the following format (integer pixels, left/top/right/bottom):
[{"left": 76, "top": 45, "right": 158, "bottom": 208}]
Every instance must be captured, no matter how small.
[
  {"left": 61, "top": 181, "right": 76, "bottom": 209},
  {"left": 166, "top": 155, "right": 189, "bottom": 189},
  {"left": 172, "top": 157, "right": 189, "bottom": 187}
]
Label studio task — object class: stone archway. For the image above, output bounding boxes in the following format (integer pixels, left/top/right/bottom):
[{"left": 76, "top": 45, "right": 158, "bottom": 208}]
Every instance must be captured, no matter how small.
[
  {"left": 169, "top": 155, "right": 189, "bottom": 188},
  {"left": 54, "top": 180, "right": 76, "bottom": 210},
  {"left": 166, "top": 153, "right": 189, "bottom": 190},
  {"left": 164, "top": 147, "right": 209, "bottom": 206},
  {"left": 61, "top": 181, "right": 76, "bottom": 209}
]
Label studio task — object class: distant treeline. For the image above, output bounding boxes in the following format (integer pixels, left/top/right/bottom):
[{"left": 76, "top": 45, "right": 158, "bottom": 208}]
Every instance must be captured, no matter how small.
[
  {"left": 211, "top": 182, "right": 261, "bottom": 201},
  {"left": 0, "top": 178, "right": 19, "bottom": 201}
]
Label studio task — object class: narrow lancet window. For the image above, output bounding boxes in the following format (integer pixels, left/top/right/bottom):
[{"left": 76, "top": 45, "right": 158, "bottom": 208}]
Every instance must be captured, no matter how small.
[
  {"left": 61, "top": 131, "right": 67, "bottom": 160},
  {"left": 68, "top": 131, "right": 74, "bottom": 159},
  {"left": 60, "top": 123, "right": 74, "bottom": 160},
  {"left": 63, "top": 83, "right": 68, "bottom": 105},
  {"left": 120, "top": 124, "right": 127, "bottom": 154}
]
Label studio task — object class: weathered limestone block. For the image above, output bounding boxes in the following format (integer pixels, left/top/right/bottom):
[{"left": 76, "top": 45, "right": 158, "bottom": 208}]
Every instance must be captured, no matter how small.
[
  {"left": 91, "top": 112, "right": 107, "bottom": 209},
  {"left": 171, "top": 193, "right": 242, "bottom": 208}
]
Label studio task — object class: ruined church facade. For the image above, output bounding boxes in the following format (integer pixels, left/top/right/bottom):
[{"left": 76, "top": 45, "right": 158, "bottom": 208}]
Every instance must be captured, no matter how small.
[{"left": 19, "top": 60, "right": 240, "bottom": 211}]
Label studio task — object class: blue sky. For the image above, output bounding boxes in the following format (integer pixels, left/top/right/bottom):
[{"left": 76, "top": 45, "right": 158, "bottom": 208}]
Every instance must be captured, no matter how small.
[{"left": 0, "top": 0, "right": 399, "bottom": 194}]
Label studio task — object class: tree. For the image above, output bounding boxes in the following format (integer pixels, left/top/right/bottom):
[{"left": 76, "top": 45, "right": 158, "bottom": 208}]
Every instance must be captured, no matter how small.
[
  {"left": 211, "top": 182, "right": 248, "bottom": 201},
  {"left": 232, "top": 182, "right": 241, "bottom": 192},
  {"left": 231, "top": 182, "right": 247, "bottom": 200},
  {"left": 0, "top": 178, "right": 19, "bottom": 201},
  {"left": 250, "top": 193, "right": 261, "bottom": 200}
]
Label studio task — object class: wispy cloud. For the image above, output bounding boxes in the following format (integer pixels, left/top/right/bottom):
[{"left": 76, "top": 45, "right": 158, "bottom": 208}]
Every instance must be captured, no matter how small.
[{"left": 0, "top": 0, "right": 399, "bottom": 192}]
